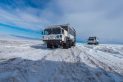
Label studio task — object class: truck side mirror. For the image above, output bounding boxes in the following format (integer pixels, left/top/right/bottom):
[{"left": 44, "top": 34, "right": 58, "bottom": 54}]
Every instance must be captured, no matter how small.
[{"left": 42, "top": 31, "right": 43, "bottom": 35}]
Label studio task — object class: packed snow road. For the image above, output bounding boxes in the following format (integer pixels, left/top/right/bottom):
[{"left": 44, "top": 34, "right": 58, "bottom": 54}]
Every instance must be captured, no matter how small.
[{"left": 0, "top": 40, "right": 123, "bottom": 82}]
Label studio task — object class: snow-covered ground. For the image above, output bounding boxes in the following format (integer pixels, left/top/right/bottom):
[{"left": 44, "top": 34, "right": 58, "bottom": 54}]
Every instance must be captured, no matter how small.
[{"left": 0, "top": 39, "right": 123, "bottom": 82}]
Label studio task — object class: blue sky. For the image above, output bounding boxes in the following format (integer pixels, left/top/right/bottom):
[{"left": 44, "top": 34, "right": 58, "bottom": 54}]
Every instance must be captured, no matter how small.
[{"left": 0, "top": 0, "right": 123, "bottom": 43}]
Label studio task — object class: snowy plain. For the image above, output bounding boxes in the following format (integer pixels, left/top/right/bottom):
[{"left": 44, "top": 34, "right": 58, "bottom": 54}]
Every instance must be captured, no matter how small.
[{"left": 0, "top": 37, "right": 123, "bottom": 82}]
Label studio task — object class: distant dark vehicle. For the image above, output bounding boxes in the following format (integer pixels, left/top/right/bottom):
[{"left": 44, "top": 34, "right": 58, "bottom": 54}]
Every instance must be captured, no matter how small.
[
  {"left": 87, "top": 37, "right": 99, "bottom": 45},
  {"left": 42, "top": 24, "right": 76, "bottom": 49}
]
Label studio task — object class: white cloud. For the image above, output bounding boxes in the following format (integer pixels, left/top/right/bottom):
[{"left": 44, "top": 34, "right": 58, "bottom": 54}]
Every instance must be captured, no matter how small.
[
  {"left": 0, "top": 0, "right": 123, "bottom": 43},
  {"left": 0, "top": 0, "right": 61, "bottom": 30},
  {"left": 0, "top": 8, "right": 50, "bottom": 30},
  {"left": 55, "top": 0, "right": 123, "bottom": 43}
]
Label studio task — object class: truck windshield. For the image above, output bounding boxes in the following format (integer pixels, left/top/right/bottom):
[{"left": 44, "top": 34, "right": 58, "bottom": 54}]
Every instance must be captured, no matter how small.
[
  {"left": 44, "top": 28, "right": 61, "bottom": 35},
  {"left": 88, "top": 37, "right": 96, "bottom": 40},
  {"left": 88, "top": 38, "right": 94, "bottom": 41}
]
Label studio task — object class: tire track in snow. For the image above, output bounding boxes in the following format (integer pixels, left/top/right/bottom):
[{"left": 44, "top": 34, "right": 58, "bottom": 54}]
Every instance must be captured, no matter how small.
[
  {"left": 94, "top": 46, "right": 123, "bottom": 59},
  {"left": 76, "top": 46, "right": 123, "bottom": 82},
  {"left": 46, "top": 47, "right": 82, "bottom": 81},
  {"left": 77, "top": 46, "right": 113, "bottom": 71},
  {"left": 41, "top": 49, "right": 58, "bottom": 61},
  {"left": 53, "top": 47, "right": 101, "bottom": 82},
  {"left": 69, "top": 47, "right": 81, "bottom": 63},
  {"left": 79, "top": 45, "right": 123, "bottom": 75}
]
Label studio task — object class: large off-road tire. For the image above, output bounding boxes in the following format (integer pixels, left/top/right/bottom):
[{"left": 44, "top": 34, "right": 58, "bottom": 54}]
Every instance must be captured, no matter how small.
[
  {"left": 95, "top": 42, "right": 99, "bottom": 45},
  {"left": 47, "top": 44, "right": 52, "bottom": 48},
  {"left": 71, "top": 42, "right": 75, "bottom": 47},
  {"left": 62, "top": 43, "right": 68, "bottom": 49},
  {"left": 54, "top": 45, "right": 58, "bottom": 48},
  {"left": 68, "top": 42, "right": 71, "bottom": 48},
  {"left": 70, "top": 40, "right": 75, "bottom": 48}
]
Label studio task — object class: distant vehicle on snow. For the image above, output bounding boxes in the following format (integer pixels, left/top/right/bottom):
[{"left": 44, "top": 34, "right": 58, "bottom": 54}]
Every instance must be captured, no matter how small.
[
  {"left": 87, "top": 37, "right": 99, "bottom": 45},
  {"left": 42, "top": 24, "right": 76, "bottom": 49}
]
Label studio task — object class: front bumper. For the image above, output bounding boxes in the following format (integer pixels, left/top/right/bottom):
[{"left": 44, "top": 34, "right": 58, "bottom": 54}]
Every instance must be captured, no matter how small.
[{"left": 43, "top": 40, "right": 63, "bottom": 45}]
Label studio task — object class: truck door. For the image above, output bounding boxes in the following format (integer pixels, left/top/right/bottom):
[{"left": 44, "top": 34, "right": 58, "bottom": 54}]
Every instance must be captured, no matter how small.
[{"left": 64, "top": 30, "right": 68, "bottom": 37}]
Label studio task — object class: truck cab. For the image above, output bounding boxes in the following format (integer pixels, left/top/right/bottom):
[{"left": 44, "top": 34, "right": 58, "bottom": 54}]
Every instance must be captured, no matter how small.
[
  {"left": 87, "top": 37, "right": 99, "bottom": 45},
  {"left": 42, "top": 24, "right": 76, "bottom": 48}
]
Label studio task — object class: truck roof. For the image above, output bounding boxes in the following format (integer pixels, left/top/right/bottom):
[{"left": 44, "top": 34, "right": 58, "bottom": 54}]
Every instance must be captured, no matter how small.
[{"left": 45, "top": 24, "right": 76, "bottom": 32}]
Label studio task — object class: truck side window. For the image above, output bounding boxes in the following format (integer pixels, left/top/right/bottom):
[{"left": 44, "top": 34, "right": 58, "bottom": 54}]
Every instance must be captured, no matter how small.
[
  {"left": 44, "top": 31, "right": 48, "bottom": 35},
  {"left": 62, "top": 29, "right": 64, "bottom": 34}
]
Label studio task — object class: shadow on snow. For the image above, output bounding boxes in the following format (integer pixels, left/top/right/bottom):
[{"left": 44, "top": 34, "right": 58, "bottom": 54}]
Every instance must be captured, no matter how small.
[{"left": 0, "top": 58, "right": 123, "bottom": 82}]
